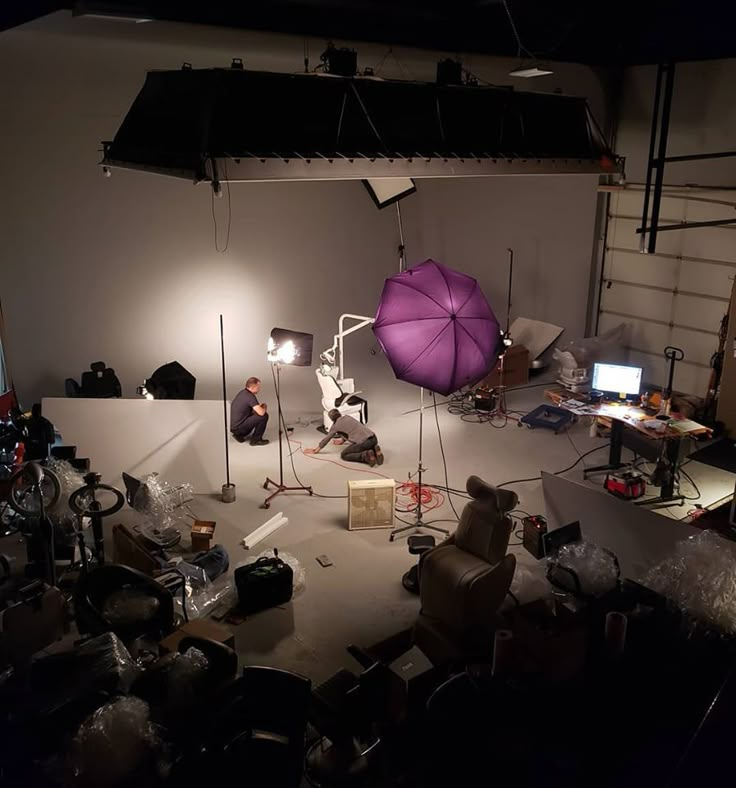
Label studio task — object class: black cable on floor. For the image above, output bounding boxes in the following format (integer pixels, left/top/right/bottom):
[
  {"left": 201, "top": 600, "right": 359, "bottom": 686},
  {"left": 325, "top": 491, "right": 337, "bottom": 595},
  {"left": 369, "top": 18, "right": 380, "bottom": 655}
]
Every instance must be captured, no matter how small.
[{"left": 497, "top": 442, "right": 610, "bottom": 488}]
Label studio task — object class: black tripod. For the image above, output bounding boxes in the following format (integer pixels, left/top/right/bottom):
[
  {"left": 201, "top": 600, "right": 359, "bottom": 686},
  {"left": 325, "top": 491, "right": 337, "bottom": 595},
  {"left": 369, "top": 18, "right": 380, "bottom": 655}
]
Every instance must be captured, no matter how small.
[{"left": 262, "top": 363, "right": 313, "bottom": 509}]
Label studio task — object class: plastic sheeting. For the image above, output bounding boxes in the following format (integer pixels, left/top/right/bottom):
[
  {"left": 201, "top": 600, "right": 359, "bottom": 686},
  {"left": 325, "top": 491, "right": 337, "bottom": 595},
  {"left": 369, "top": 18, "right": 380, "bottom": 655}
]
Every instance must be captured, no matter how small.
[
  {"left": 173, "top": 564, "right": 234, "bottom": 620},
  {"left": 46, "top": 457, "right": 88, "bottom": 525},
  {"left": 133, "top": 472, "right": 194, "bottom": 534},
  {"left": 72, "top": 697, "right": 168, "bottom": 787},
  {"left": 642, "top": 530, "right": 736, "bottom": 634},
  {"left": 32, "top": 632, "right": 140, "bottom": 695},
  {"left": 554, "top": 323, "right": 627, "bottom": 381},
  {"left": 548, "top": 542, "right": 620, "bottom": 597}
]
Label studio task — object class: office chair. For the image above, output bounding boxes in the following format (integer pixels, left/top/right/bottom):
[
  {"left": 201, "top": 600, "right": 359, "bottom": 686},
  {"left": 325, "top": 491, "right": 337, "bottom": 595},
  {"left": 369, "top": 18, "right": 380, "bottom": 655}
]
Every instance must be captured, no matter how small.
[
  {"left": 307, "top": 645, "right": 393, "bottom": 785},
  {"left": 73, "top": 564, "right": 175, "bottom": 646}
]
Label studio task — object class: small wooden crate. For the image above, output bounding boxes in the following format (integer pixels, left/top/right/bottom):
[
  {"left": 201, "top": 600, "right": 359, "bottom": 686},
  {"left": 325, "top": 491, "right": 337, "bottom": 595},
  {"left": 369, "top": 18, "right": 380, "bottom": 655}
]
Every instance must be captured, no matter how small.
[{"left": 191, "top": 520, "right": 216, "bottom": 552}]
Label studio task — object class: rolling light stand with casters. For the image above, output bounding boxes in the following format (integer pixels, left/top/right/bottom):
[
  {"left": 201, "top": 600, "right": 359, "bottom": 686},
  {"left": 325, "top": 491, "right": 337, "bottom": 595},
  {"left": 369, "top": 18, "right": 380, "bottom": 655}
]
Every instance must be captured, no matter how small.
[
  {"left": 390, "top": 388, "right": 449, "bottom": 542},
  {"left": 262, "top": 363, "right": 313, "bottom": 510},
  {"left": 69, "top": 472, "right": 125, "bottom": 568}
]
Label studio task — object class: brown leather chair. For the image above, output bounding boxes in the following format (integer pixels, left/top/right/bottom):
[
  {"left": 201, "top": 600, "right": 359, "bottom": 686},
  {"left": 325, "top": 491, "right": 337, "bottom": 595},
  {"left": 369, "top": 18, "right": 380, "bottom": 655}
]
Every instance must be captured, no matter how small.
[{"left": 414, "top": 476, "right": 518, "bottom": 665}]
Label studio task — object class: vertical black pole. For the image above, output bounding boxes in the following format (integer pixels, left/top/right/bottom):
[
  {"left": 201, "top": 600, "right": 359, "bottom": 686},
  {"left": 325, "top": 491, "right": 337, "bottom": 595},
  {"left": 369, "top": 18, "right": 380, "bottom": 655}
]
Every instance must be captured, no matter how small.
[
  {"left": 648, "top": 62, "right": 676, "bottom": 255},
  {"left": 506, "top": 248, "right": 514, "bottom": 337},
  {"left": 639, "top": 64, "right": 664, "bottom": 253},
  {"left": 276, "top": 365, "right": 284, "bottom": 486},
  {"left": 220, "top": 315, "right": 230, "bottom": 487}
]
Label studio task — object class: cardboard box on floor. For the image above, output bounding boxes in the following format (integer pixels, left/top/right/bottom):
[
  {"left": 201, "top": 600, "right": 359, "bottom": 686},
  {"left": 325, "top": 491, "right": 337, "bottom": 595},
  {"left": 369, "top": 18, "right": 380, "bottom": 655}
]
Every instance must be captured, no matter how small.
[
  {"left": 159, "top": 618, "right": 235, "bottom": 654},
  {"left": 480, "top": 343, "right": 530, "bottom": 389},
  {"left": 717, "top": 277, "right": 736, "bottom": 434}
]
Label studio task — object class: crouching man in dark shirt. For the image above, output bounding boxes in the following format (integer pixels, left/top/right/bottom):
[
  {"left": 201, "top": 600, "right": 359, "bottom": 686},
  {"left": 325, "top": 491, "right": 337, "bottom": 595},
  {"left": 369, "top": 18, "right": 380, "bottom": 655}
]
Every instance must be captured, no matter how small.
[
  {"left": 305, "top": 409, "right": 383, "bottom": 466},
  {"left": 231, "top": 377, "right": 269, "bottom": 446}
]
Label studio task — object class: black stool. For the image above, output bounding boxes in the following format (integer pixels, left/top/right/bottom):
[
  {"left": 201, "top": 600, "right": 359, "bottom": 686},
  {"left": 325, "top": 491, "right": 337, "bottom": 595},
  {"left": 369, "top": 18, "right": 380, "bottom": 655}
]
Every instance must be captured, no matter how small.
[{"left": 402, "top": 534, "right": 436, "bottom": 594}]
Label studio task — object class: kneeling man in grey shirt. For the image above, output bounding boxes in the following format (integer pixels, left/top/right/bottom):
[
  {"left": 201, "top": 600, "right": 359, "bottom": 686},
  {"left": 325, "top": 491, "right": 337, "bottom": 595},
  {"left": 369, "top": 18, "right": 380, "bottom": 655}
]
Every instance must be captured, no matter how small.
[{"left": 305, "top": 410, "right": 383, "bottom": 467}]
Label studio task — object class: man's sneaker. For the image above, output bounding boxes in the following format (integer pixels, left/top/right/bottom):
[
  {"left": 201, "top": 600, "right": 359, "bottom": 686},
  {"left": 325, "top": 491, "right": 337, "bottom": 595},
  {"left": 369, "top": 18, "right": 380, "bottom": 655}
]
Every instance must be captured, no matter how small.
[
  {"left": 250, "top": 439, "right": 270, "bottom": 446},
  {"left": 364, "top": 450, "right": 377, "bottom": 467},
  {"left": 374, "top": 445, "right": 384, "bottom": 466},
  {"left": 232, "top": 434, "right": 247, "bottom": 443}
]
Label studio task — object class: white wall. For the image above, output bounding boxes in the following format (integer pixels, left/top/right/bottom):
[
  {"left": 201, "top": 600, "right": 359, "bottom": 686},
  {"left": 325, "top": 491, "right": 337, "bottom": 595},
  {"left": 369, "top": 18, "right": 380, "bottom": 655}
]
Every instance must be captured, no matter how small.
[{"left": 0, "top": 12, "right": 608, "bottom": 411}]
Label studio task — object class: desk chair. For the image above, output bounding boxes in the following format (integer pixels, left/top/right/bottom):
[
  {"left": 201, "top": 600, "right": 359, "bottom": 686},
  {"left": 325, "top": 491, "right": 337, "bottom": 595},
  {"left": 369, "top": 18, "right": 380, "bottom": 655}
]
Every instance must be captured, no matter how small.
[
  {"left": 316, "top": 368, "right": 368, "bottom": 432},
  {"left": 414, "top": 476, "right": 518, "bottom": 665},
  {"left": 73, "top": 564, "right": 175, "bottom": 646},
  {"left": 307, "top": 645, "right": 393, "bottom": 785}
]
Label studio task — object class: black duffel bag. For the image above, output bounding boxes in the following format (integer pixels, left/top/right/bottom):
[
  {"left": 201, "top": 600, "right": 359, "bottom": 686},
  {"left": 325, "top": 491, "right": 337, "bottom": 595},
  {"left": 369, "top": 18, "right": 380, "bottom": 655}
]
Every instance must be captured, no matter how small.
[{"left": 234, "top": 549, "right": 293, "bottom": 615}]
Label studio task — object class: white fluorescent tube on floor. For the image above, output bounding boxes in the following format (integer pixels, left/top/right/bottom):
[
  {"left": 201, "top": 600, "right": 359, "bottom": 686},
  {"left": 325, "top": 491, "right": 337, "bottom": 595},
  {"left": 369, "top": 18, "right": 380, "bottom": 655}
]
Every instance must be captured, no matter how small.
[{"left": 242, "top": 512, "right": 288, "bottom": 549}]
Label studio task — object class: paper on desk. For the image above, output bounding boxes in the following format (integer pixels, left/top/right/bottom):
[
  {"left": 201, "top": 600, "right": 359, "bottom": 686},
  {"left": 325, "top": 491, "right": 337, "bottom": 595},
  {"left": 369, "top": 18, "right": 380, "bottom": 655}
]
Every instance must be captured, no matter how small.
[
  {"left": 510, "top": 317, "right": 564, "bottom": 361},
  {"left": 668, "top": 418, "right": 708, "bottom": 434},
  {"left": 559, "top": 399, "right": 599, "bottom": 416}
]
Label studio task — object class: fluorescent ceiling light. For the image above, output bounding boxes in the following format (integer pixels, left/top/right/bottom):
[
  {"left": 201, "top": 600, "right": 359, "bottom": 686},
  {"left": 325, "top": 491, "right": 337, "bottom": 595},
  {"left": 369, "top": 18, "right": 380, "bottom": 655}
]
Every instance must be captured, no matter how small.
[{"left": 509, "top": 65, "right": 554, "bottom": 78}]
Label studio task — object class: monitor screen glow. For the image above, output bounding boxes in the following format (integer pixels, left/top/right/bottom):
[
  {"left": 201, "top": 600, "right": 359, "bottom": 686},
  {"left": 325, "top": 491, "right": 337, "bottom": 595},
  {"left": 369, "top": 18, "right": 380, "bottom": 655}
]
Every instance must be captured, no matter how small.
[{"left": 592, "top": 363, "right": 643, "bottom": 398}]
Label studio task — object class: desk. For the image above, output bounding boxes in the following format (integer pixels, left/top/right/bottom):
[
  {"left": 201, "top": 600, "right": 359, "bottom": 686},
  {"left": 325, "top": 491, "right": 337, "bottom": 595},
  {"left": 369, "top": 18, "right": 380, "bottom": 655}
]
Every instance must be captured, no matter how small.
[{"left": 547, "top": 390, "right": 710, "bottom": 508}]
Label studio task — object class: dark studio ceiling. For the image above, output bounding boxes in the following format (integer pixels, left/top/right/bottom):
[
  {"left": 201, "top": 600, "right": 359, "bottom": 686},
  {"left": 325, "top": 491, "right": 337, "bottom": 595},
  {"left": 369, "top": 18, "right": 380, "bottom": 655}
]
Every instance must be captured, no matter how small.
[{"left": 3, "top": 0, "right": 736, "bottom": 67}]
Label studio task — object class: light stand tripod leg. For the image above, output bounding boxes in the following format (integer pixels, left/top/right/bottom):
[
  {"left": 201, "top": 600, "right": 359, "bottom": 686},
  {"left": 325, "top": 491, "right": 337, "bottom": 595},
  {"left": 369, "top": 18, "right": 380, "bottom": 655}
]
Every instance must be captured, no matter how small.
[
  {"left": 390, "top": 387, "right": 450, "bottom": 542},
  {"left": 261, "top": 364, "right": 313, "bottom": 509}
]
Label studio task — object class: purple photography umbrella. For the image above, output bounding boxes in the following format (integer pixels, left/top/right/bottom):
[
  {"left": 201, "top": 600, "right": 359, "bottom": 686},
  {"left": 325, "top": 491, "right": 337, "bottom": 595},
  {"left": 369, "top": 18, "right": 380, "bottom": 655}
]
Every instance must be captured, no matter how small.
[{"left": 373, "top": 260, "right": 500, "bottom": 396}]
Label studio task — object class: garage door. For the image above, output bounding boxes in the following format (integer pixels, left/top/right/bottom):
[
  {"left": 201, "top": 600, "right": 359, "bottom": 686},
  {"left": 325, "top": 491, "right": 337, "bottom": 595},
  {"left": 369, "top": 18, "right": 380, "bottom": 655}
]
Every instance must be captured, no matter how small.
[{"left": 597, "top": 185, "right": 733, "bottom": 398}]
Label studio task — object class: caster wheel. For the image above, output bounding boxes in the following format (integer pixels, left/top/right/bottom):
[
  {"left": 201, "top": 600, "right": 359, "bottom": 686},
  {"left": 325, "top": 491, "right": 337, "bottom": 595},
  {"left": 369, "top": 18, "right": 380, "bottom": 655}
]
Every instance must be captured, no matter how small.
[
  {"left": 260, "top": 502, "right": 270, "bottom": 510},
  {"left": 517, "top": 422, "right": 523, "bottom": 428},
  {"left": 389, "top": 535, "right": 395, "bottom": 542},
  {"left": 263, "top": 482, "right": 269, "bottom": 490}
]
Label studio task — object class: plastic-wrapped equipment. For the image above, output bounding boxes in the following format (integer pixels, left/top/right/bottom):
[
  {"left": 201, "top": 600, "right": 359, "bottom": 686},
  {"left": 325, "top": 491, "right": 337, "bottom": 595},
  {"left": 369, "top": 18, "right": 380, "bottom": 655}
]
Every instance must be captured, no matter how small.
[
  {"left": 547, "top": 541, "right": 620, "bottom": 597},
  {"left": 641, "top": 530, "right": 736, "bottom": 634},
  {"left": 554, "top": 323, "right": 627, "bottom": 386},
  {"left": 46, "top": 457, "right": 88, "bottom": 524},
  {"left": 133, "top": 473, "right": 194, "bottom": 532},
  {"left": 31, "top": 632, "right": 140, "bottom": 695},
  {"left": 509, "top": 561, "right": 553, "bottom": 605},
  {"left": 173, "top": 563, "right": 235, "bottom": 620},
  {"left": 72, "top": 696, "right": 167, "bottom": 787}
]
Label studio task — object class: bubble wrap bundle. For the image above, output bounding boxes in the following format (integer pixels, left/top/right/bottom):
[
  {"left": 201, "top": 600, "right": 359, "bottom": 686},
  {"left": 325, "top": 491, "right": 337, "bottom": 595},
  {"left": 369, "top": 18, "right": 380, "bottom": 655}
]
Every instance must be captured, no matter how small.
[
  {"left": 134, "top": 473, "right": 194, "bottom": 531},
  {"left": 46, "top": 457, "right": 88, "bottom": 524},
  {"left": 642, "top": 530, "right": 736, "bottom": 634},
  {"left": 549, "top": 541, "right": 620, "bottom": 597},
  {"left": 72, "top": 697, "right": 166, "bottom": 787}
]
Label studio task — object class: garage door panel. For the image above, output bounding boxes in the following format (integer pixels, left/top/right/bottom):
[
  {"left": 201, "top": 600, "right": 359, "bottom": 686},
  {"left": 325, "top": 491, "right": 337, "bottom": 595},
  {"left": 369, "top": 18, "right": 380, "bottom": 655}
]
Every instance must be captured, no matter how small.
[
  {"left": 609, "top": 216, "right": 682, "bottom": 255},
  {"left": 678, "top": 260, "right": 734, "bottom": 297},
  {"left": 669, "top": 326, "right": 719, "bottom": 361},
  {"left": 672, "top": 295, "right": 728, "bottom": 332},
  {"left": 606, "top": 248, "right": 679, "bottom": 289},
  {"left": 615, "top": 191, "right": 684, "bottom": 221},
  {"left": 598, "top": 189, "right": 731, "bottom": 397},
  {"left": 681, "top": 227, "right": 736, "bottom": 263},
  {"left": 601, "top": 282, "right": 672, "bottom": 320}
]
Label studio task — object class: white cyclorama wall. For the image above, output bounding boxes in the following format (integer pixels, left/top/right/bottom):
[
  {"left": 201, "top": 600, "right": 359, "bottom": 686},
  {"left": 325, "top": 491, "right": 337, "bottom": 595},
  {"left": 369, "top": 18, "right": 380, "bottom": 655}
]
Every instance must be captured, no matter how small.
[{"left": 0, "top": 12, "right": 607, "bottom": 412}]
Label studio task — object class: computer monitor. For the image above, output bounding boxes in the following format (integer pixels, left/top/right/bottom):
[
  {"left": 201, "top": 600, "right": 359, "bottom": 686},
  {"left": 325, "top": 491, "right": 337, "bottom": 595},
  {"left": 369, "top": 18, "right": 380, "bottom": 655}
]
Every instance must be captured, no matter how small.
[{"left": 591, "top": 363, "right": 643, "bottom": 400}]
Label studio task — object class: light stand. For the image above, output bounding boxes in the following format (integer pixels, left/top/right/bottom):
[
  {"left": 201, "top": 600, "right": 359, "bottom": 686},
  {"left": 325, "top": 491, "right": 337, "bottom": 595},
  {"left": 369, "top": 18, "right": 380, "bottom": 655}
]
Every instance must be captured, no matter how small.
[
  {"left": 390, "top": 387, "right": 450, "bottom": 541},
  {"left": 490, "top": 247, "right": 514, "bottom": 417},
  {"left": 389, "top": 204, "right": 449, "bottom": 541},
  {"left": 220, "top": 315, "right": 236, "bottom": 503},
  {"left": 262, "top": 362, "right": 313, "bottom": 509}
]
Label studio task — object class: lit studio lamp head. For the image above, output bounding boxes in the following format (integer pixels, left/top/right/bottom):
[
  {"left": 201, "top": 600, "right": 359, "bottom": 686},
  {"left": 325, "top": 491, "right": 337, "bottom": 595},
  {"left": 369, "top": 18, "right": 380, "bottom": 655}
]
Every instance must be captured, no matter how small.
[{"left": 267, "top": 328, "right": 314, "bottom": 367}]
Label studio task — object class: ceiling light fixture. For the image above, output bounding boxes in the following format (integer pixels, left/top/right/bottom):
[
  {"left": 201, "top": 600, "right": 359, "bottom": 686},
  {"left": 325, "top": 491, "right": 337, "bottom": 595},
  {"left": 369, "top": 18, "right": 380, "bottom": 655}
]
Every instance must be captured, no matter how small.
[{"left": 509, "top": 64, "right": 554, "bottom": 78}]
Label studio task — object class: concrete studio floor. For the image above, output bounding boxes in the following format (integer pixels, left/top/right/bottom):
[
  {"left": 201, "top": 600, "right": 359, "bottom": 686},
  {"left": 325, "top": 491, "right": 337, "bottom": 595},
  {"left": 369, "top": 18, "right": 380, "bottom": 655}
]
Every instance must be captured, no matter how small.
[{"left": 114, "top": 379, "right": 731, "bottom": 686}]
